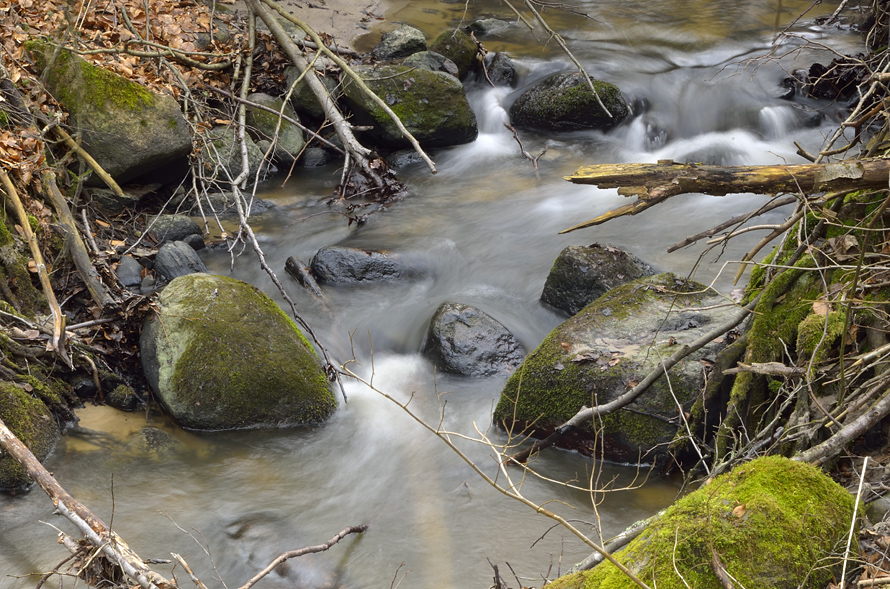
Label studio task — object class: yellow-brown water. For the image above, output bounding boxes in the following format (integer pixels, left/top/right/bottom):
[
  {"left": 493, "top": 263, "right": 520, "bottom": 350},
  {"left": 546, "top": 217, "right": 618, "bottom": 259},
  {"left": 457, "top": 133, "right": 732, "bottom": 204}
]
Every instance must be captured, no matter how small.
[{"left": 0, "top": 0, "right": 860, "bottom": 587}]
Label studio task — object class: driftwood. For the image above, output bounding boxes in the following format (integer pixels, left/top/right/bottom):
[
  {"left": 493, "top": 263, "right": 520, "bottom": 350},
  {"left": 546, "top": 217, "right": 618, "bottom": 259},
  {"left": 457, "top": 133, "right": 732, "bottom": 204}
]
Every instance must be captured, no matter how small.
[{"left": 561, "top": 158, "right": 890, "bottom": 232}]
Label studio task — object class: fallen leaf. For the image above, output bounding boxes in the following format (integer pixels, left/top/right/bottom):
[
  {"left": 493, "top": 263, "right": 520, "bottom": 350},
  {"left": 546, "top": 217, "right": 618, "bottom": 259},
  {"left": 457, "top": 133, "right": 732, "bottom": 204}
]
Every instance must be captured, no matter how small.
[{"left": 731, "top": 503, "right": 747, "bottom": 519}]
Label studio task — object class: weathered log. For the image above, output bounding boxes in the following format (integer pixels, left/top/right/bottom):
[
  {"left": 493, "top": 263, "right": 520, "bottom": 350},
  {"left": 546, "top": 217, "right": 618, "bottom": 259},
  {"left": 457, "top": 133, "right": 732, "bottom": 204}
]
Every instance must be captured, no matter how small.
[{"left": 561, "top": 158, "right": 890, "bottom": 232}]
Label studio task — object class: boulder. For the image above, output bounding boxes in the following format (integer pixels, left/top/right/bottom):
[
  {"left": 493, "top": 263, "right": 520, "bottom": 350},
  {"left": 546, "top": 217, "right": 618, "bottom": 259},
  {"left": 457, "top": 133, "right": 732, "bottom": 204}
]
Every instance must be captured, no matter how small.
[
  {"left": 403, "top": 51, "right": 459, "bottom": 77},
  {"left": 372, "top": 25, "right": 426, "bottom": 60},
  {"left": 428, "top": 30, "right": 478, "bottom": 79},
  {"left": 26, "top": 42, "right": 191, "bottom": 185},
  {"left": 301, "top": 147, "right": 330, "bottom": 167},
  {"left": 245, "top": 92, "right": 305, "bottom": 164},
  {"left": 206, "top": 125, "right": 271, "bottom": 182},
  {"left": 541, "top": 244, "right": 655, "bottom": 316},
  {"left": 285, "top": 63, "right": 340, "bottom": 121},
  {"left": 342, "top": 64, "right": 478, "bottom": 148},
  {"left": 154, "top": 241, "right": 208, "bottom": 283},
  {"left": 423, "top": 303, "right": 523, "bottom": 377},
  {"left": 199, "top": 191, "right": 275, "bottom": 218},
  {"left": 148, "top": 214, "right": 202, "bottom": 245},
  {"left": 494, "top": 273, "right": 735, "bottom": 464},
  {"left": 0, "top": 383, "right": 59, "bottom": 490},
  {"left": 139, "top": 273, "right": 336, "bottom": 430},
  {"left": 509, "top": 72, "right": 629, "bottom": 132},
  {"left": 310, "top": 246, "right": 421, "bottom": 284},
  {"left": 466, "top": 18, "right": 511, "bottom": 35},
  {"left": 548, "top": 456, "right": 854, "bottom": 589},
  {"left": 115, "top": 255, "right": 144, "bottom": 288},
  {"left": 484, "top": 52, "right": 517, "bottom": 87}
]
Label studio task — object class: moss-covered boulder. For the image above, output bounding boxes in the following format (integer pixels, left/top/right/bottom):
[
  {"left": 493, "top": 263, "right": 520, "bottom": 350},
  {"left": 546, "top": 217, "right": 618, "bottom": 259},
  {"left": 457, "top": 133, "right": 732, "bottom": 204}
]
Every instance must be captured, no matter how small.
[
  {"left": 206, "top": 124, "right": 270, "bottom": 182},
  {"left": 495, "top": 273, "right": 735, "bottom": 464},
  {"left": 548, "top": 456, "right": 854, "bottom": 589},
  {"left": 342, "top": 64, "right": 477, "bottom": 148},
  {"left": 428, "top": 30, "right": 478, "bottom": 79},
  {"left": 139, "top": 273, "right": 336, "bottom": 430},
  {"left": 0, "top": 383, "right": 60, "bottom": 490},
  {"left": 285, "top": 63, "right": 340, "bottom": 121},
  {"left": 245, "top": 92, "right": 305, "bottom": 164},
  {"left": 26, "top": 41, "right": 191, "bottom": 185},
  {"left": 509, "top": 72, "right": 629, "bottom": 132}
]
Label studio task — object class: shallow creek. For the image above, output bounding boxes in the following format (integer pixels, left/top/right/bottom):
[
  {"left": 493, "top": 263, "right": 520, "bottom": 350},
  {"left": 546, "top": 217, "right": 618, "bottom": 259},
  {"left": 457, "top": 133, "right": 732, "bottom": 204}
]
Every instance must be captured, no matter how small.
[{"left": 0, "top": 0, "right": 865, "bottom": 587}]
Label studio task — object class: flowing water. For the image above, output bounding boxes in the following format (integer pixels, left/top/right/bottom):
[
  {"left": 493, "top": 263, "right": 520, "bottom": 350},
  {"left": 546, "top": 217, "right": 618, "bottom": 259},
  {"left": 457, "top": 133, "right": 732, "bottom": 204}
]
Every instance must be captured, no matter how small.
[{"left": 0, "top": 1, "right": 865, "bottom": 587}]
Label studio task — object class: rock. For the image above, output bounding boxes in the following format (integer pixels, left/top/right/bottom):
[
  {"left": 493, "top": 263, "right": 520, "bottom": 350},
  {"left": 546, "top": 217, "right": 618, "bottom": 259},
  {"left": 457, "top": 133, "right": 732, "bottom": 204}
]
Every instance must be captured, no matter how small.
[
  {"left": 466, "top": 18, "right": 511, "bottom": 35},
  {"left": 300, "top": 147, "right": 330, "bottom": 168},
  {"left": 115, "top": 255, "right": 144, "bottom": 288},
  {"left": 148, "top": 214, "right": 202, "bottom": 244},
  {"left": 200, "top": 191, "right": 275, "bottom": 217},
  {"left": 310, "top": 246, "right": 421, "bottom": 284},
  {"left": 106, "top": 384, "right": 140, "bottom": 412},
  {"left": 385, "top": 149, "right": 424, "bottom": 168},
  {"left": 126, "top": 426, "right": 182, "bottom": 457},
  {"left": 541, "top": 244, "right": 655, "bottom": 316},
  {"left": 423, "top": 303, "right": 523, "bottom": 377},
  {"left": 342, "top": 64, "right": 478, "bottom": 148},
  {"left": 87, "top": 187, "right": 140, "bottom": 214},
  {"left": 484, "top": 52, "right": 516, "bottom": 87},
  {"left": 494, "top": 273, "right": 735, "bottom": 464},
  {"left": 867, "top": 491, "right": 890, "bottom": 524},
  {"left": 509, "top": 72, "right": 629, "bottom": 132},
  {"left": 245, "top": 92, "right": 305, "bottom": 164},
  {"left": 428, "top": 30, "right": 478, "bottom": 79},
  {"left": 403, "top": 51, "right": 459, "bottom": 77},
  {"left": 206, "top": 125, "right": 273, "bottom": 182},
  {"left": 26, "top": 42, "right": 191, "bottom": 185},
  {"left": 548, "top": 456, "right": 854, "bottom": 589},
  {"left": 372, "top": 25, "right": 427, "bottom": 60},
  {"left": 285, "top": 64, "right": 339, "bottom": 121},
  {"left": 182, "top": 233, "right": 206, "bottom": 251},
  {"left": 139, "top": 273, "right": 336, "bottom": 430},
  {"left": 0, "top": 383, "right": 59, "bottom": 490},
  {"left": 154, "top": 241, "right": 208, "bottom": 283}
]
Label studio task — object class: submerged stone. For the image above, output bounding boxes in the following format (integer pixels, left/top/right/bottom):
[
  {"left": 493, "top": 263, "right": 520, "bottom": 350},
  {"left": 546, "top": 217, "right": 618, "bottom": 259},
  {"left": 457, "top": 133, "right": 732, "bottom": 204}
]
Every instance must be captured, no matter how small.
[
  {"left": 139, "top": 273, "right": 335, "bottom": 430},
  {"left": 310, "top": 246, "right": 422, "bottom": 284}
]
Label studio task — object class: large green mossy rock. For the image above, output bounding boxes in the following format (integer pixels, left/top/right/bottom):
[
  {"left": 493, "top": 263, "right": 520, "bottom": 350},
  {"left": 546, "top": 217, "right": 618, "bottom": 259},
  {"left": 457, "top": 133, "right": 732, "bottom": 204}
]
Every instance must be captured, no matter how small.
[
  {"left": 509, "top": 72, "right": 628, "bottom": 132},
  {"left": 494, "top": 273, "right": 735, "bottom": 464},
  {"left": 26, "top": 41, "right": 191, "bottom": 184},
  {"left": 428, "top": 30, "right": 478, "bottom": 79},
  {"left": 342, "top": 64, "right": 477, "bottom": 148},
  {"left": 548, "top": 456, "right": 854, "bottom": 589},
  {"left": 140, "top": 273, "right": 335, "bottom": 430},
  {"left": 0, "top": 383, "right": 59, "bottom": 490}
]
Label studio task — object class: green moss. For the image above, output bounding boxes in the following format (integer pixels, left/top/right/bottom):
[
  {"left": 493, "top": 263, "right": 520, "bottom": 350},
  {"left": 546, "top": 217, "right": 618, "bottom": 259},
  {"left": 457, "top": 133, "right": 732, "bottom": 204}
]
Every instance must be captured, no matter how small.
[
  {"left": 0, "top": 382, "right": 60, "bottom": 489},
  {"left": 797, "top": 310, "right": 846, "bottom": 366},
  {"left": 559, "top": 456, "right": 853, "bottom": 589}
]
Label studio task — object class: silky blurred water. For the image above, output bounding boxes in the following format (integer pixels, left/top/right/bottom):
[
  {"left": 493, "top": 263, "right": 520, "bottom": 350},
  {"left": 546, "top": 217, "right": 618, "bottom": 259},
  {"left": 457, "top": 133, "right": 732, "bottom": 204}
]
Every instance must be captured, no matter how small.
[{"left": 0, "top": 1, "right": 862, "bottom": 587}]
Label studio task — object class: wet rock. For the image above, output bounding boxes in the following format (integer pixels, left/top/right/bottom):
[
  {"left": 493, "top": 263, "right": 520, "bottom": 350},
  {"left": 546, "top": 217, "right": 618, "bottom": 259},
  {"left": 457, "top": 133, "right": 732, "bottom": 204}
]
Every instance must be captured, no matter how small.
[
  {"left": 484, "top": 52, "right": 516, "bottom": 87},
  {"left": 115, "top": 255, "right": 144, "bottom": 288},
  {"left": 385, "top": 149, "right": 424, "bottom": 168},
  {"left": 301, "top": 147, "right": 330, "bottom": 167},
  {"left": 509, "top": 72, "right": 629, "bottom": 132},
  {"left": 428, "top": 29, "right": 478, "bottom": 79},
  {"left": 206, "top": 124, "right": 274, "bottom": 182},
  {"left": 285, "top": 256, "right": 325, "bottom": 299},
  {"left": 403, "top": 51, "right": 459, "bottom": 77},
  {"left": 541, "top": 243, "right": 655, "bottom": 316},
  {"left": 0, "top": 383, "right": 59, "bottom": 490},
  {"left": 495, "top": 273, "right": 735, "bottom": 464},
  {"left": 342, "top": 64, "right": 478, "bottom": 148},
  {"left": 148, "top": 214, "right": 201, "bottom": 245},
  {"left": 310, "top": 246, "right": 422, "bottom": 284},
  {"left": 201, "top": 191, "right": 275, "bottom": 218},
  {"left": 106, "top": 384, "right": 140, "bottom": 412},
  {"left": 466, "top": 18, "right": 511, "bottom": 35},
  {"left": 423, "top": 302, "right": 523, "bottom": 377},
  {"left": 549, "top": 456, "right": 854, "bottom": 589},
  {"left": 26, "top": 42, "right": 191, "bottom": 185},
  {"left": 139, "top": 273, "right": 335, "bottom": 430},
  {"left": 126, "top": 426, "right": 181, "bottom": 457},
  {"left": 154, "top": 241, "right": 208, "bottom": 283},
  {"left": 373, "top": 25, "right": 427, "bottom": 60},
  {"left": 182, "top": 233, "right": 206, "bottom": 251},
  {"left": 245, "top": 92, "right": 305, "bottom": 164}
]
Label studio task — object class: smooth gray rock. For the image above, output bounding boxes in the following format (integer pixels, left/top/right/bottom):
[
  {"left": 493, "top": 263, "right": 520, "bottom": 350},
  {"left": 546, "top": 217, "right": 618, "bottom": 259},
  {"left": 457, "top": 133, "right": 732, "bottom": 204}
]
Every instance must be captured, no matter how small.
[
  {"left": 373, "top": 25, "right": 427, "bottom": 60},
  {"left": 466, "top": 18, "right": 511, "bottom": 35},
  {"left": 206, "top": 125, "right": 273, "bottom": 182},
  {"left": 428, "top": 29, "right": 477, "bottom": 79},
  {"left": 424, "top": 303, "right": 523, "bottom": 377},
  {"left": 245, "top": 92, "right": 305, "bottom": 164},
  {"left": 301, "top": 147, "right": 330, "bottom": 167},
  {"left": 509, "top": 72, "right": 629, "bottom": 132},
  {"left": 541, "top": 244, "right": 655, "bottom": 316},
  {"left": 154, "top": 241, "right": 208, "bottom": 282},
  {"left": 201, "top": 191, "right": 275, "bottom": 218},
  {"left": 148, "top": 214, "right": 201, "bottom": 244},
  {"left": 310, "top": 246, "right": 421, "bottom": 284},
  {"left": 403, "top": 51, "right": 459, "bottom": 77},
  {"left": 115, "top": 255, "right": 144, "bottom": 288}
]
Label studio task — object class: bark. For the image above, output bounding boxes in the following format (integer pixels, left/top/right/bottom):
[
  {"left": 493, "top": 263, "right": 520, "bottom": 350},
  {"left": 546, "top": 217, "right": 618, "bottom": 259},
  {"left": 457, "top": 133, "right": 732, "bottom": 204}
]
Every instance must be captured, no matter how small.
[{"left": 561, "top": 159, "right": 890, "bottom": 232}]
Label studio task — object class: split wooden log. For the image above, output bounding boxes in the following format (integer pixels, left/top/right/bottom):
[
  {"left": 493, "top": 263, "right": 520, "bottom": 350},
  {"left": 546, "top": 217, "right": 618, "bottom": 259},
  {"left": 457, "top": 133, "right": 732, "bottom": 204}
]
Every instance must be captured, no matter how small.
[
  {"left": 561, "top": 158, "right": 890, "bottom": 233},
  {"left": 0, "top": 416, "right": 173, "bottom": 589}
]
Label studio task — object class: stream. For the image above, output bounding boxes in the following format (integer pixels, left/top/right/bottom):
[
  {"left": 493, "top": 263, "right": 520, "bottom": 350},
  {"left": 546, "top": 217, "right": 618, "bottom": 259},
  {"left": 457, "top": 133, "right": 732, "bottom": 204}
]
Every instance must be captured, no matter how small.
[{"left": 0, "top": 0, "right": 864, "bottom": 587}]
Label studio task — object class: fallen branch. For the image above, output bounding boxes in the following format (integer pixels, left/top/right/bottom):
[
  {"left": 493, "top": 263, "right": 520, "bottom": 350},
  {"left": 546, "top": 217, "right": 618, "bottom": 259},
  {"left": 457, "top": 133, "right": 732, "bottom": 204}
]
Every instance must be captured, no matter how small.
[{"left": 561, "top": 159, "right": 890, "bottom": 232}]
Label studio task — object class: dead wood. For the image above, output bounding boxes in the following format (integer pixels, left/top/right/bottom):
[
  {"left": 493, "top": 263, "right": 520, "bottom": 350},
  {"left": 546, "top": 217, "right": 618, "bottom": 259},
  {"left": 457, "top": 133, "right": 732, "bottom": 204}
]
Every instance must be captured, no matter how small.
[{"left": 561, "top": 158, "right": 890, "bottom": 232}]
